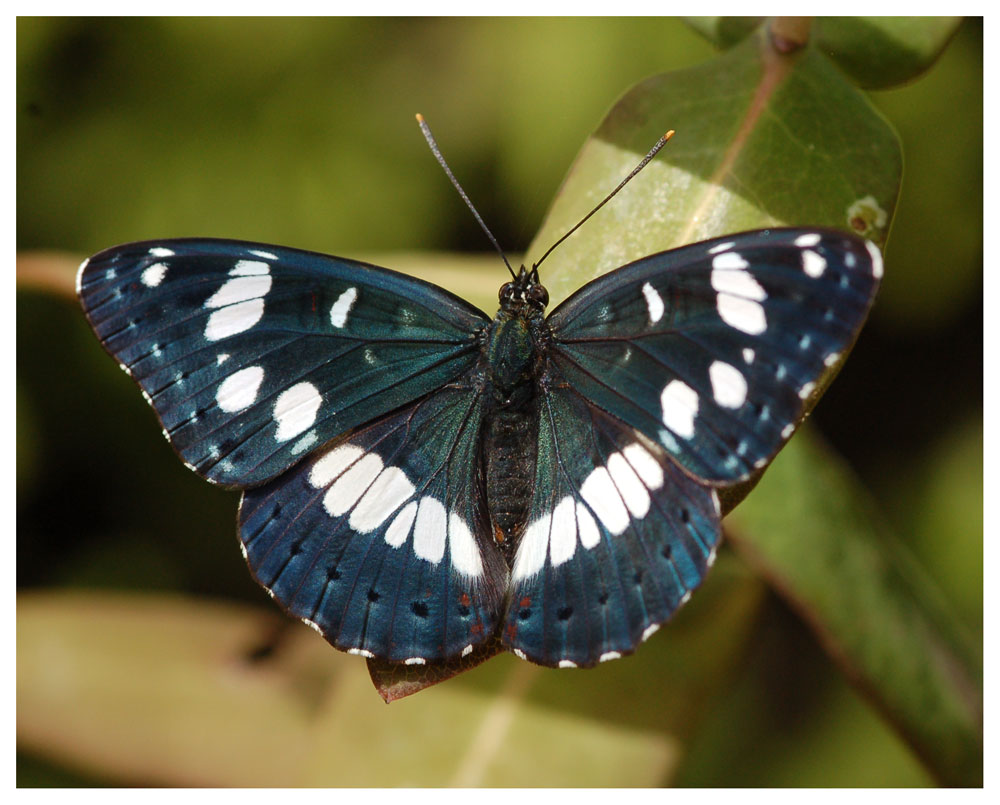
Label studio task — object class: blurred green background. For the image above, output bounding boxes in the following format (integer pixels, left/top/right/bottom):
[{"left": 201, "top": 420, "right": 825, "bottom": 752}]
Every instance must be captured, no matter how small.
[{"left": 17, "top": 17, "right": 981, "bottom": 786}]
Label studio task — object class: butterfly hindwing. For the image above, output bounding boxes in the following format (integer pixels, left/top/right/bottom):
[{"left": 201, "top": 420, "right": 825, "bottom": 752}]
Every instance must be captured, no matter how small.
[
  {"left": 502, "top": 382, "right": 720, "bottom": 667},
  {"left": 546, "top": 229, "right": 881, "bottom": 482},
  {"left": 77, "top": 239, "right": 490, "bottom": 487},
  {"left": 238, "top": 381, "right": 508, "bottom": 663}
]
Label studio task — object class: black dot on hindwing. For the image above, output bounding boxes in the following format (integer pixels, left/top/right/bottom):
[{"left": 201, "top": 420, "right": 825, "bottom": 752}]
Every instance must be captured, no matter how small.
[
  {"left": 326, "top": 566, "right": 341, "bottom": 582},
  {"left": 557, "top": 606, "right": 573, "bottom": 621},
  {"left": 598, "top": 591, "right": 609, "bottom": 606},
  {"left": 367, "top": 588, "right": 380, "bottom": 603},
  {"left": 518, "top": 607, "right": 532, "bottom": 621},
  {"left": 411, "top": 601, "right": 429, "bottom": 618}
]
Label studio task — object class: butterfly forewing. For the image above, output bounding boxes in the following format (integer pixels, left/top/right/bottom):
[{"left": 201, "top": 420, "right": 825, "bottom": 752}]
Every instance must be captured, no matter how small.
[
  {"left": 503, "top": 383, "right": 720, "bottom": 667},
  {"left": 546, "top": 229, "right": 881, "bottom": 483},
  {"left": 78, "top": 239, "right": 490, "bottom": 487},
  {"left": 238, "top": 383, "right": 508, "bottom": 663}
]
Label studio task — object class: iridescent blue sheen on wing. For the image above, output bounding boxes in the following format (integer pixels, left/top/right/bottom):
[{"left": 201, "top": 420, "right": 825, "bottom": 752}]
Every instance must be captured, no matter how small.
[
  {"left": 503, "top": 383, "right": 720, "bottom": 667},
  {"left": 238, "top": 384, "right": 508, "bottom": 663},
  {"left": 546, "top": 229, "right": 881, "bottom": 482},
  {"left": 78, "top": 239, "right": 490, "bottom": 487}
]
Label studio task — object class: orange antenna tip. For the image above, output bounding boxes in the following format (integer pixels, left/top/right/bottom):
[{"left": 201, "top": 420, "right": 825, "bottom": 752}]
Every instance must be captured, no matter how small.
[
  {"left": 415, "top": 113, "right": 424, "bottom": 122},
  {"left": 664, "top": 130, "right": 675, "bottom": 140}
]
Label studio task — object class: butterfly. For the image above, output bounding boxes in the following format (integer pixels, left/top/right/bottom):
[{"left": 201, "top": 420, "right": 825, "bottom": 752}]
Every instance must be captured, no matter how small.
[{"left": 76, "top": 124, "right": 882, "bottom": 670}]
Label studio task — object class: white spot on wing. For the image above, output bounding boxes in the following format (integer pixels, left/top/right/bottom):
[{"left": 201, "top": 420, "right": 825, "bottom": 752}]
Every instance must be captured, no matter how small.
[
  {"left": 75, "top": 259, "right": 90, "bottom": 294},
  {"left": 217, "top": 353, "right": 230, "bottom": 365},
  {"left": 449, "top": 512, "right": 483, "bottom": 577},
  {"left": 708, "top": 361, "right": 747, "bottom": 408},
  {"left": 404, "top": 657, "right": 426, "bottom": 666},
  {"left": 558, "top": 660, "right": 578, "bottom": 668},
  {"left": 249, "top": 249, "right": 278, "bottom": 260},
  {"left": 148, "top": 247, "right": 175, "bottom": 257},
  {"left": 802, "top": 249, "right": 826, "bottom": 278},
  {"left": 824, "top": 351, "right": 841, "bottom": 367},
  {"left": 798, "top": 381, "right": 816, "bottom": 400},
  {"left": 599, "top": 651, "right": 621, "bottom": 663},
  {"left": 622, "top": 443, "right": 664, "bottom": 490},
  {"left": 711, "top": 256, "right": 767, "bottom": 335},
  {"left": 607, "top": 452, "right": 650, "bottom": 518},
  {"left": 548, "top": 496, "right": 579, "bottom": 567},
  {"left": 413, "top": 497, "right": 447, "bottom": 564},
  {"left": 576, "top": 503, "right": 600, "bottom": 549},
  {"left": 742, "top": 348, "right": 755, "bottom": 364},
  {"left": 347, "top": 648, "right": 374, "bottom": 658},
  {"left": 205, "top": 274, "right": 272, "bottom": 308},
  {"left": 216, "top": 365, "right": 265, "bottom": 413},
  {"left": 794, "top": 233, "right": 821, "bottom": 248},
  {"left": 350, "top": 466, "right": 415, "bottom": 533},
  {"left": 660, "top": 379, "right": 698, "bottom": 439},
  {"left": 323, "top": 452, "right": 383, "bottom": 516},
  {"left": 580, "top": 467, "right": 630, "bottom": 535},
  {"left": 461, "top": 644, "right": 473, "bottom": 658},
  {"left": 273, "top": 381, "right": 322, "bottom": 441},
  {"left": 707, "top": 241, "right": 735, "bottom": 254},
  {"left": 711, "top": 251, "right": 751, "bottom": 272},
  {"left": 310, "top": 443, "right": 364, "bottom": 488},
  {"left": 385, "top": 501, "right": 418, "bottom": 548},
  {"left": 512, "top": 511, "right": 551, "bottom": 581},
  {"left": 141, "top": 262, "right": 168, "bottom": 287},
  {"left": 716, "top": 294, "right": 766, "bottom": 335},
  {"left": 330, "top": 287, "right": 358, "bottom": 328},
  {"left": 230, "top": 260, "right": 270, "bottom": 276},
  {"left": 781, "top": 423, "right": 795, "bottom": 439},
  {"left": 641, "top": 624, "right": 660, "bottom": 642},
  {"left": 204, "top": 299, "right": 265, "bottom": 341},
  {"left": 641, "top": 282, "right": 664, "bottom": 324},
  {"left": 513, "top": 649, "right": 527, "bottom": 661},
  {"left": 866, "top": 240, "right": 884, "bottom": 279},
  {"left": 290, "top": 430, "right": 318, "bottom": 455}
]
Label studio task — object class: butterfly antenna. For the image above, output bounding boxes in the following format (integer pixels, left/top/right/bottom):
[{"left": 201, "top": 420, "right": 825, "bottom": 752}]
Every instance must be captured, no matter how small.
[
  {"left": 416, "top": 113, "right": 517, "bottom": 280},
  {"left": 533, "top": 130, "right": 675, "bottom": 272}
]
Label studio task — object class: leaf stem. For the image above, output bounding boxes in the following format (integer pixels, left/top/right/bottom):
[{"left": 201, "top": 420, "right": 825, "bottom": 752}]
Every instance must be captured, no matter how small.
[{"left": 770, "top": 17, "right": 812, "bottom": 53}]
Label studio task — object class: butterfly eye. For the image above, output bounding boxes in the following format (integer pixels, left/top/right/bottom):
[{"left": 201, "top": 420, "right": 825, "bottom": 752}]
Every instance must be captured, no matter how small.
[{"left": 527, "top": 284, "right": 549, "bottom": 308}]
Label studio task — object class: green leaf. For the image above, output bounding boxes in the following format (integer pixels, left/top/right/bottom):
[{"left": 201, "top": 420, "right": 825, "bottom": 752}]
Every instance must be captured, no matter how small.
[
  {"left": 814, "top": 17, "right": 962, "bottom": 89},
  {"left": 724, "top": 431, "right": 982, "bottom": 787},
  {"left": 523, "top": 24, "right": 982, "bottom": 787},
  {"left": 868, "top": 20, "right": 982, "bottom": 330},
  {"left": 684, "top": 17, "right": 962, "bottom": 89},
  {"left": 528, "top": 29, "right": 900, "bottom": 308},
  {"left": 683, "top": 16, "right": 763, "bottom": 48},
  {"left": 17, "top": 574, "right": 762, "bottom": 786}
]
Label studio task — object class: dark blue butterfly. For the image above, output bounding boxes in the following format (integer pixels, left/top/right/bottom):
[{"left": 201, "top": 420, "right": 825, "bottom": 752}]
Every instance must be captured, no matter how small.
[{"left": 77, "top": 225, "right": 881, "bottom": 668}]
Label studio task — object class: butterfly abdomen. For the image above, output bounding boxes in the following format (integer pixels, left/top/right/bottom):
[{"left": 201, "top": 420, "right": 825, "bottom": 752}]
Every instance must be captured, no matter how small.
[{"left": 482, "top": 309, "right": 544, "bottom": 562}]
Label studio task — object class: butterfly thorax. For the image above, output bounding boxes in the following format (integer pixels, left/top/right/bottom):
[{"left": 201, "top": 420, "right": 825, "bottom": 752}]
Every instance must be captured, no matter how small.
[{"left": 482, "top": 268, "right": 549, "bottom": 563}]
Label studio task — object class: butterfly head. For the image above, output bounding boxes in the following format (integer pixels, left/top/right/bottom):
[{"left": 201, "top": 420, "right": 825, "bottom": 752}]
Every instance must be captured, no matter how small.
[{"left": 499, "top": 265, "right": 549, "bottom": 313}]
